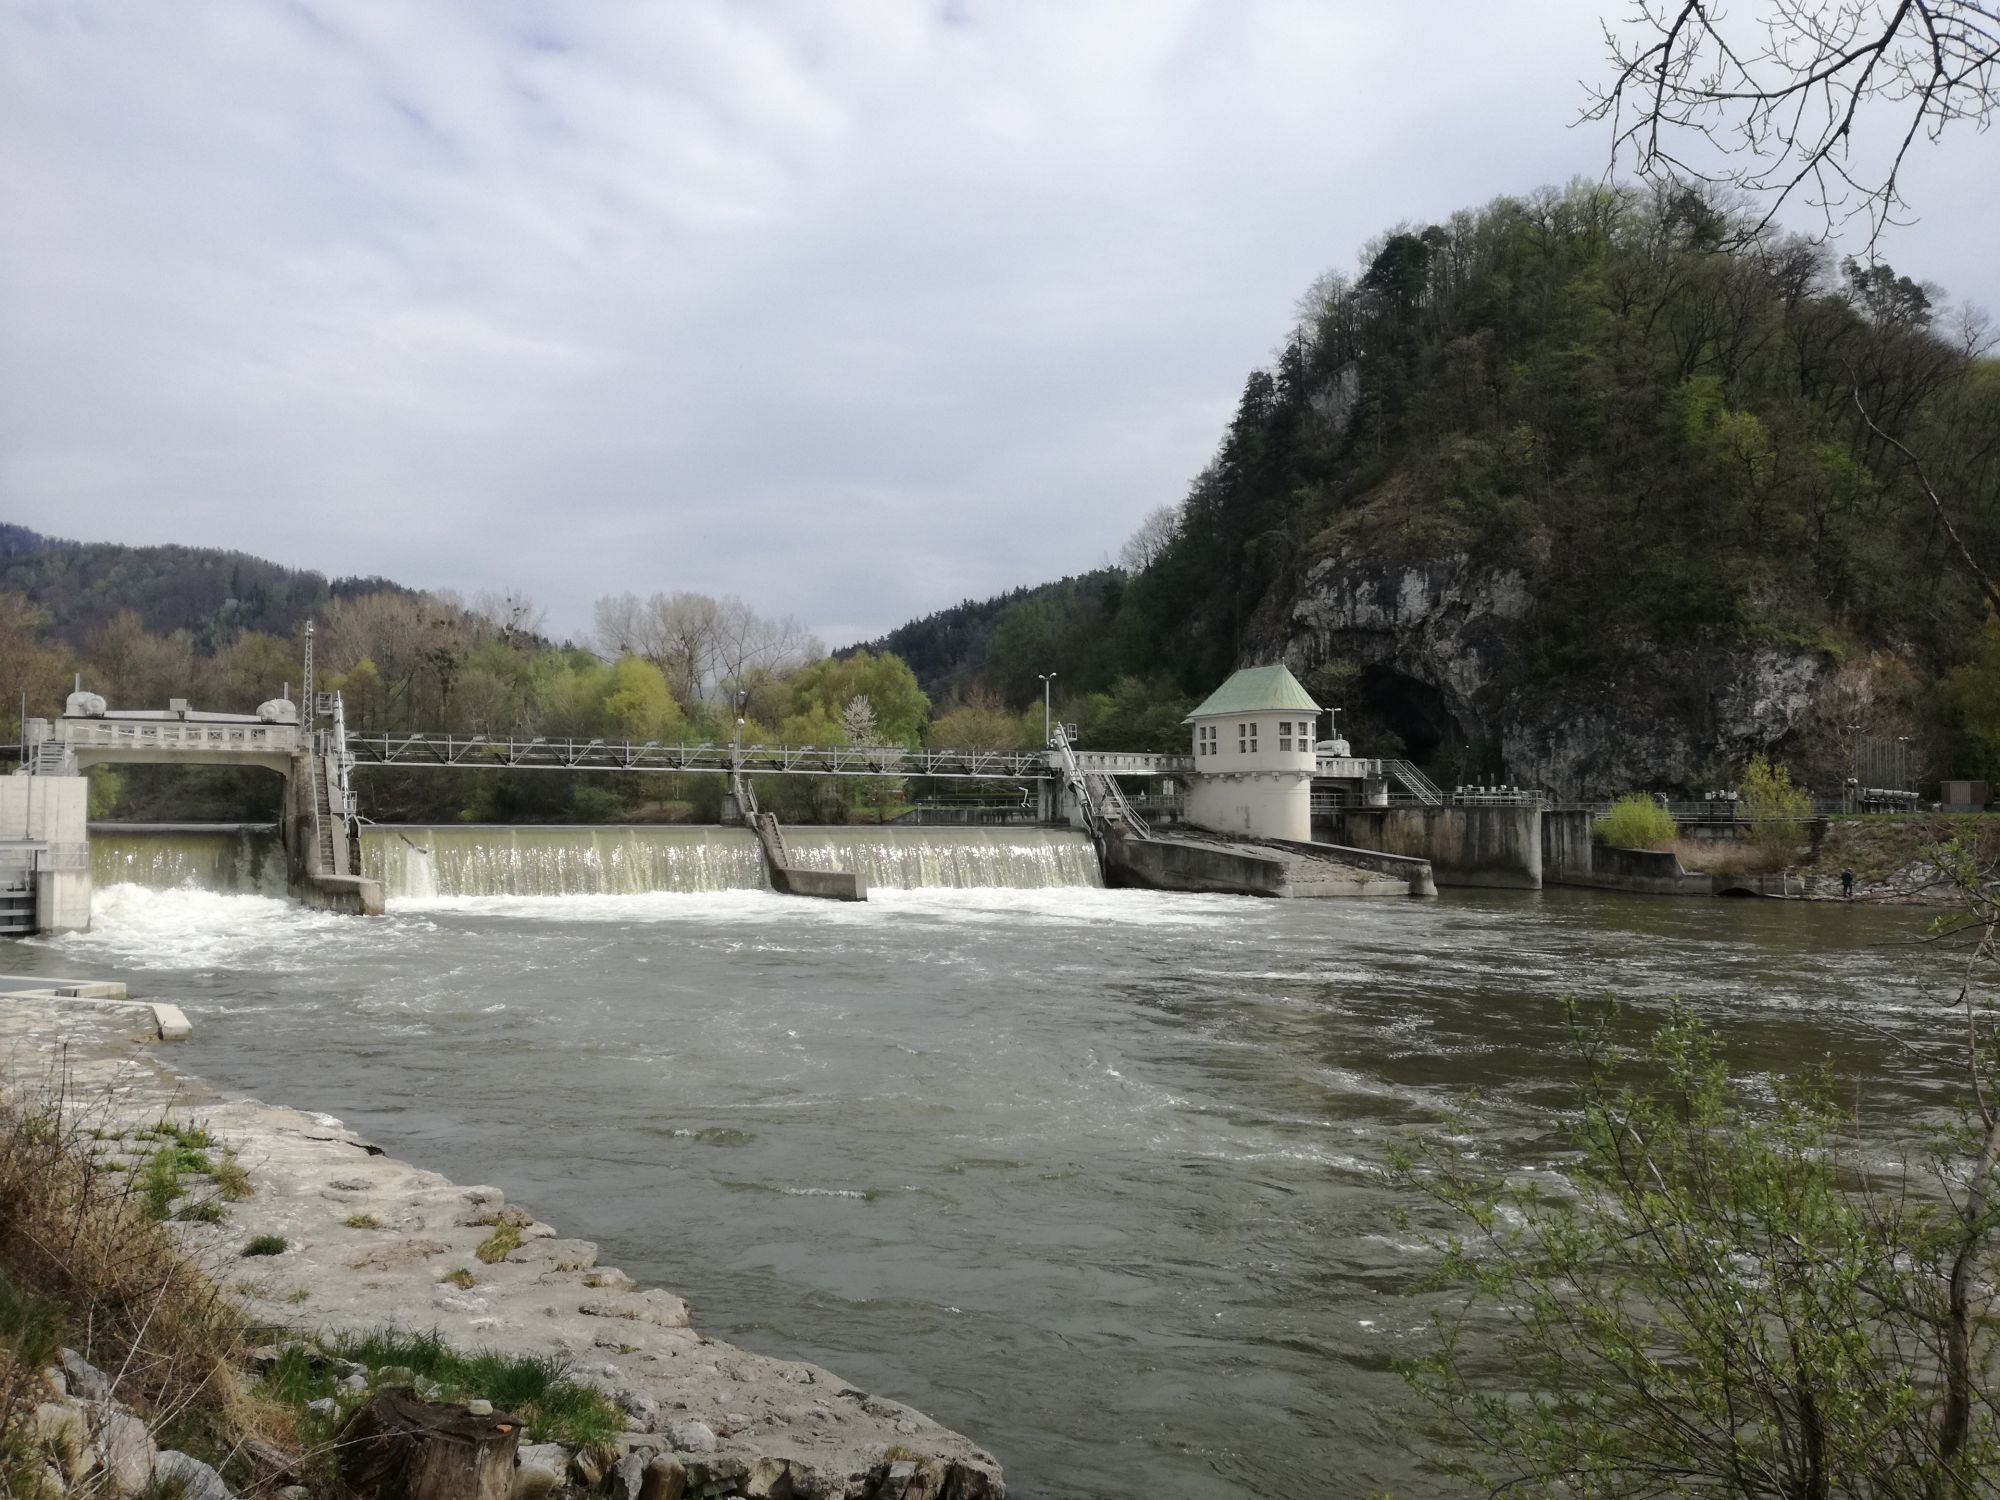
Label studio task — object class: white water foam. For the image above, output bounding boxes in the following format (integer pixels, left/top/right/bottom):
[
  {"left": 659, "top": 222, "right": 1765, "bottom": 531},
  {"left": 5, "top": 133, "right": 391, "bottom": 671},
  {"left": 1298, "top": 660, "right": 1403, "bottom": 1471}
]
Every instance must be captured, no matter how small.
[
  {"left": 37, "top": 884, "right": 424, "bottom": 971},
  {"left": 387, "top": 884, "right": 1258, "bottom": 930}
]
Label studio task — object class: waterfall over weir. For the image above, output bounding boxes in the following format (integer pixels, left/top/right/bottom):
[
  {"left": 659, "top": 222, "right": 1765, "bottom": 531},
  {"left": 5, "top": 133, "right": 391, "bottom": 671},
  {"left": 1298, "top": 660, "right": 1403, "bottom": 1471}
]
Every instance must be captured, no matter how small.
[
  {"left": 87, "top": 825, "right": 1102, "bottom": 900},
  {"left": 90, "top": 825, "right": 288, "bottom": 896},
  {"left": 359, "top": 825, "right": 1101, "bottom": 899}
]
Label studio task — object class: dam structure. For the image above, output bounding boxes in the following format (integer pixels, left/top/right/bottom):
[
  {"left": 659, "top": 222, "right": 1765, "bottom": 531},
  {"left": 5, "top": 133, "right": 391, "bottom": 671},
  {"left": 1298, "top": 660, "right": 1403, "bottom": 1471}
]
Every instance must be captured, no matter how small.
[
  {"left": 6, "top": 656, "right": 1467, "bottom": 933},
  {"left": 10, "top": 680, "right": 383, "bottom": 934}
]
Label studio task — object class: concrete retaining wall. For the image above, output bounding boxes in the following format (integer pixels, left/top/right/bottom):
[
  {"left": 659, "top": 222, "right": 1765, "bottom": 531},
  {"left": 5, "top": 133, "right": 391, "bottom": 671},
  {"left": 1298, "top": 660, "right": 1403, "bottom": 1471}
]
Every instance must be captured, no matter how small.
[
  {"left": 1319, "top": 805, "right": 1542, "bottom": 888},
  {"left": 1541, "top": 810, "right": 1718, "bottom": 894},
  {"left": 1255, "top": 837, "right": 1436, "bottom": 897},
  {"left": 1103, "top": 833, "right": 1287, "bottom": 896}
]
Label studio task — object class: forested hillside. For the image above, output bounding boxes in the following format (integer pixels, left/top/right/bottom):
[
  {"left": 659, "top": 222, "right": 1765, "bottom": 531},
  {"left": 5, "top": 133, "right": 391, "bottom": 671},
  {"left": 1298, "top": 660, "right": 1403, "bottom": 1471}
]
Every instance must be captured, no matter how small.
[
  {"left": 879, "top": 181, "right": 2000, "bottom": 795},
  {"left": 0, "top": 524, "right": 410, "bottom": 651}
]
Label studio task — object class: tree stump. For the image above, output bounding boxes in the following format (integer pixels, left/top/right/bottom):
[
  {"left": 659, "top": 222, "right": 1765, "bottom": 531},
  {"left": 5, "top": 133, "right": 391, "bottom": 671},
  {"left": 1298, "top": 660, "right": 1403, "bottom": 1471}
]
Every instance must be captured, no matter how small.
[{"left": 336, "top": 1389, "right": 523, "bottom": 1500}]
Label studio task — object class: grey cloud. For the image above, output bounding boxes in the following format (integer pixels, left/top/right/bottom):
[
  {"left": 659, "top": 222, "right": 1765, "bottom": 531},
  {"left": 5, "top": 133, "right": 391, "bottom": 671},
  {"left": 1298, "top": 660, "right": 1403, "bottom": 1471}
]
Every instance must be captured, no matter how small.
[{"left": 3, "top": 0, "right": 1993, "bottom": 648}]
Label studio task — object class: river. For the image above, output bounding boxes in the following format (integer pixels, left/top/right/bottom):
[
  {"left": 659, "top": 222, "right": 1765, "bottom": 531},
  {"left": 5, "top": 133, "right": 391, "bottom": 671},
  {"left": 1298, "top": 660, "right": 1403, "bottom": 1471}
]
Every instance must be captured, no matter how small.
[{"left": 19, "top": 826, "right": 1958, "bottom": 1498}]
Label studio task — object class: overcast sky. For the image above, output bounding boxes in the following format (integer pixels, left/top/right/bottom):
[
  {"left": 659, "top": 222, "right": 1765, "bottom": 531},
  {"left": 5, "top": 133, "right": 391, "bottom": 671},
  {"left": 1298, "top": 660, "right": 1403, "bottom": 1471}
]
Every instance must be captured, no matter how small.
[{"left": 4, "top": 1, "right": 1995, "bottom": 649}]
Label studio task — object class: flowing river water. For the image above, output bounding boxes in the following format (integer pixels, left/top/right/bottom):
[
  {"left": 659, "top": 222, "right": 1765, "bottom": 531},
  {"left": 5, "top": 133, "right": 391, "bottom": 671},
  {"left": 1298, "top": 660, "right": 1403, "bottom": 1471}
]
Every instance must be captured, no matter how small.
[{"left": 18, "top": 826, "right": 1963, "bottom": 1498}]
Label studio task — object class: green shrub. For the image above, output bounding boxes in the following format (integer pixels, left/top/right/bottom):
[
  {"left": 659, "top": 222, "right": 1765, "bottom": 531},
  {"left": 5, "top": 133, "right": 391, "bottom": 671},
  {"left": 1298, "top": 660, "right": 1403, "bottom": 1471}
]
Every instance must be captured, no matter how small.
[
  {"left": 1593, "top": 794, "right": 1676, "bottom": 850},
  {"left": 1742, "top": 753, "right": 1811, "bottom": 861}
]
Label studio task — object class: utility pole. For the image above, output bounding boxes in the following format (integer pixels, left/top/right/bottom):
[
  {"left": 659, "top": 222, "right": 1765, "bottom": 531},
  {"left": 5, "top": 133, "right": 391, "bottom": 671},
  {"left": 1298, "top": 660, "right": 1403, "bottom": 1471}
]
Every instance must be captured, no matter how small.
[
  {"left": 1037, "top": 673, "right": 1057, "bottom": 747},
  {"left": 302, "top": 621, "right": 317, "bottom": 725}
]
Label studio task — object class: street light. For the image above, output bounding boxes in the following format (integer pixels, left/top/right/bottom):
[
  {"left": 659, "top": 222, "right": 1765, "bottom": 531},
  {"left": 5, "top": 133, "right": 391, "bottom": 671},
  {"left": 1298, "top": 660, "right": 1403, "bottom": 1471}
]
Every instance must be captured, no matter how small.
[{"left": 1037, "top": 673, "right": 1057, "bottom": 747}]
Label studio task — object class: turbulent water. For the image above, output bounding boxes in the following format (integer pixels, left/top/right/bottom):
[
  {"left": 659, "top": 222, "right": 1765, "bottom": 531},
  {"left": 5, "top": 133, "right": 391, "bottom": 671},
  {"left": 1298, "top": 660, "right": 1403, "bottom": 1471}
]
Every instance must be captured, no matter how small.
[{"left": 14, "top": 832, "right": 1961, "bottom": 1499}]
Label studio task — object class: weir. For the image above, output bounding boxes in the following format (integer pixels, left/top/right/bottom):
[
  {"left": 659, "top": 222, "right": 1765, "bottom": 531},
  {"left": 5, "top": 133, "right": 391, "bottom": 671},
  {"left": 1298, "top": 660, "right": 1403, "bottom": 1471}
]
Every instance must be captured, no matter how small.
[{"left": 83, "top": 825, "right": 1102, "bottom": 901}]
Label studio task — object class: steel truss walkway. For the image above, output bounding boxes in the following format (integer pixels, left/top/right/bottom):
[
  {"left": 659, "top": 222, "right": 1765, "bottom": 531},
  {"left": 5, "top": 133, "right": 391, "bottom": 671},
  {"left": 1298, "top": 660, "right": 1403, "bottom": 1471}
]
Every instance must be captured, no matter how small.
[{"left": 345, "top": 732, "right": 1186, "bottom": 782}]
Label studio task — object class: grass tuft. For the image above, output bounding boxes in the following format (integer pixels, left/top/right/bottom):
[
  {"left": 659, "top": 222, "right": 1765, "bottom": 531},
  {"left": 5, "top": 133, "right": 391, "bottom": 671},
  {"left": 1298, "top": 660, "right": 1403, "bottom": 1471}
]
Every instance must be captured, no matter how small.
[
  {"left": 441, "top": 1268, "right": 475, "bottom": 1290},
  {"left": 241, "top": 1235, "right": 287, "bottom": 1258},
  {"left": 260, "top": 1329, "right": 624, "bottom": 1450},
  {"left": 474, "top": 1222, "right": 523, "bottom": 1264},
  {"left": 207, "top": 1157, "right": 253, "bottom": 1201},
  {"left": 343, "top": 1213, "right": 382, "bottom": 1230}
]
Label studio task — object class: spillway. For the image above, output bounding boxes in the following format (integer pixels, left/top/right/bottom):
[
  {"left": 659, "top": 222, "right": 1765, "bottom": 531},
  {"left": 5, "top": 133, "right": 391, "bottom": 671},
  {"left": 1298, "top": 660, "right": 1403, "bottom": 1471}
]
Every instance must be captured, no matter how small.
[
  {"left": 86, "top": 824, "right": 1101, "bottom": 901},
  {"left": 357, "top": 824, "right": 1100, "bottom": 898},
  {"left": 88, "top": 824, "right": 288, "bottom": 896}
]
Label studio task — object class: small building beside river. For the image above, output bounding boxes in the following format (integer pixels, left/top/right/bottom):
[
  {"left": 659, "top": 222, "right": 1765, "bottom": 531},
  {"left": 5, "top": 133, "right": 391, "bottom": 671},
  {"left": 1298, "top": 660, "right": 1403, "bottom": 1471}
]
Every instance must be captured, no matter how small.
[{"left": 1182, "top": 665, "right": 1322, "bottom": 842}]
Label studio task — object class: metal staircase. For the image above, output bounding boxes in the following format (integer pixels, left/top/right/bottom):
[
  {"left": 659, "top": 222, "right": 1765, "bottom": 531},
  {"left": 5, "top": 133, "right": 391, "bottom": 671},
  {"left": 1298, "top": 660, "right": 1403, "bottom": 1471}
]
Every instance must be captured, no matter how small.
[
  {"left": 730, "top": 768, "right": 796, "bottom": 880},
  {"left": 1050, "top": 726, "right": 1151, "bottom": 843},
  {"left": 20, "top": 740, "right": 75, "bottom": 777},
  {"left": 1382, "top": 759, "right": 1445, "bottom": 806}
]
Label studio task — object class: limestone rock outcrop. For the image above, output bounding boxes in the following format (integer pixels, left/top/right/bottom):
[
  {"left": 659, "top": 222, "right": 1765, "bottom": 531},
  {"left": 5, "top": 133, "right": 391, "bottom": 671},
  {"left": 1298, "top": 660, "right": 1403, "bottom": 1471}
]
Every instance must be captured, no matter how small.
[{"left": 1275, "top": 550, "right": 1827, "bottom": 798}]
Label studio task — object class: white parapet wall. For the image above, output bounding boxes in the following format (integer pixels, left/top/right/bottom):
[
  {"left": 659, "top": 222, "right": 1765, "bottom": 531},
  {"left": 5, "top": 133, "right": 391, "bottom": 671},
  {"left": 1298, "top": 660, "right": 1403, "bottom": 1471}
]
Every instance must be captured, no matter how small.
[{"left": 0, "top": 776, "right": 92, "bottom": 933}]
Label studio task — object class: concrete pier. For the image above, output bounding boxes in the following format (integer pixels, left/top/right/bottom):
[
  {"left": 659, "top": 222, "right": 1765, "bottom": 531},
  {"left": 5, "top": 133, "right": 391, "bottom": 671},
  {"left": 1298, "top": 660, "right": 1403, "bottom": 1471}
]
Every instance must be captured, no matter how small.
[{"left": 0, "top": 774, "right": 92, "bottom": 933}]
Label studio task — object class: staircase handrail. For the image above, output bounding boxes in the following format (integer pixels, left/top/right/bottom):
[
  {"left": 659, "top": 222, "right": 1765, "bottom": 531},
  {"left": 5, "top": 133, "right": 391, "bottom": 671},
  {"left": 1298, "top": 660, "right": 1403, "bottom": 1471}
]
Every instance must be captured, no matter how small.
[
  {"left": 1382, "top": 758, "right": 1445, "bottom": 806},
  {"left": 1048, "top": 725, "right": 1101, "bottom": 837},
  {"left": 1089, "top": 769, "right": 1153, "bottom": 841}
]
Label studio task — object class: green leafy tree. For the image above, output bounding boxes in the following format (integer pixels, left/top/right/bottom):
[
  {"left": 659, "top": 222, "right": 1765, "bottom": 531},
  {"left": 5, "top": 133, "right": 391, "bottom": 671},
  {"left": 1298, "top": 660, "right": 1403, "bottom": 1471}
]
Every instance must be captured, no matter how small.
[
  {"left": 603, "top": 655, "right": 687, "bottom": 742},
  {"left": 927, "top": 693, "right": 1032, "bottom": 751},
  {"left": 1742, "top": 753, "right": 1812, "bottom": 862},
  {"left": 1943, "top": 613, "right": 2000, "bottom": 782},
  {"left": 787, "top": 651, "right": 928, "bottom": 748},
  {"left": 1399, "top": 979, "right": 2000, "bottom": 1497}
]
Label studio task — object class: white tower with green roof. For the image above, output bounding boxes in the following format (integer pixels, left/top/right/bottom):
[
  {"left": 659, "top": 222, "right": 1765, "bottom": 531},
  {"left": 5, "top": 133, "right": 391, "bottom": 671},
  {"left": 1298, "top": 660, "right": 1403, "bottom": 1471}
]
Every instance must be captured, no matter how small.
[{"left": 1182, "top": 664, "right": 1321, "bottom": 842}]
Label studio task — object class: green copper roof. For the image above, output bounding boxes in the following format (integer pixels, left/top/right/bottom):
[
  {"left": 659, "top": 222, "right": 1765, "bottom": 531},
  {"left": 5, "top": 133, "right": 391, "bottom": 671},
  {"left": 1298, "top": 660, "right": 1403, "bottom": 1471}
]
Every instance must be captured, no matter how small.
[{"left": 1184, "top": 664, "right": 1321, "bottom": 720}]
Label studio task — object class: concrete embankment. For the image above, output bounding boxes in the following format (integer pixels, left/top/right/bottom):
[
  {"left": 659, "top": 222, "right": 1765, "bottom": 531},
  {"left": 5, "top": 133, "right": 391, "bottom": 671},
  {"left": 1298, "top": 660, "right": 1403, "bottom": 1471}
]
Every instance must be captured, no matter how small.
[
  {"left": 1102, "top": 828, "right": 1432, "bottom": 897},
  {"left": 0, "top": 997, "right": 1002, "bottom": 1499}
]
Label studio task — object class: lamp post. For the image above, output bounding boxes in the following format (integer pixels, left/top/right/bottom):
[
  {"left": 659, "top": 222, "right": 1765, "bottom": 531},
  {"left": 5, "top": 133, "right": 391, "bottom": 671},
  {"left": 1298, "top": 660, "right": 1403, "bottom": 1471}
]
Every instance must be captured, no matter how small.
[
  {"left": 1897, "top": 735, "right": 1911, "bottom": 795},
  {"left": 1037, "top": 673, "right": 1057, "bottom": 747}
]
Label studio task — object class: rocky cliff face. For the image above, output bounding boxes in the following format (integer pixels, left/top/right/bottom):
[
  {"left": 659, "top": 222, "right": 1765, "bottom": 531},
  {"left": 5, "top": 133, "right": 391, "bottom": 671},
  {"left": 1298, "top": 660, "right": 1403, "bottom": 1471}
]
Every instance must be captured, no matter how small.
[{"left": 1271, "top": 551, "right": 1827, "bottom": 799}]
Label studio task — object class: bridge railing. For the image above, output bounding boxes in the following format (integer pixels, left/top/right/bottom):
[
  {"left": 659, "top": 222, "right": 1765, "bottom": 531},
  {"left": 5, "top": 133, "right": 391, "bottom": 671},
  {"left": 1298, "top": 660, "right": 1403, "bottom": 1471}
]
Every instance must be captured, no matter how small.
[
  {"left": 46, "top": 718, "right": 300, "bottom": 757},
  {"left": 344, "top": 734, "right": 1069, "bottom": 781}
]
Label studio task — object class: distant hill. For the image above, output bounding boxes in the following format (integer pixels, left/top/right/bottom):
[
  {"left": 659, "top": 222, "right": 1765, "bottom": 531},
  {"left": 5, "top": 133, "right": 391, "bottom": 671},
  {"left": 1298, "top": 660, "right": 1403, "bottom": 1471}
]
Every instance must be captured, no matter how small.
[
  {"left": 0, "top": 523, "right": 412, "bottom": 651},
  {"left": 852, "top": 569, "right": 1129, "bottom": 705}
]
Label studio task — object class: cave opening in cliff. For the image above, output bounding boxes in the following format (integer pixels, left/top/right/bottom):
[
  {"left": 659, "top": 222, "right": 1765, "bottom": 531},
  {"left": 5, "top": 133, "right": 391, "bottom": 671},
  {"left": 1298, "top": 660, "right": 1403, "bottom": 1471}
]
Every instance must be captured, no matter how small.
[{"left": 1346, "top": 666, "right": 1477, "bottom": 781}]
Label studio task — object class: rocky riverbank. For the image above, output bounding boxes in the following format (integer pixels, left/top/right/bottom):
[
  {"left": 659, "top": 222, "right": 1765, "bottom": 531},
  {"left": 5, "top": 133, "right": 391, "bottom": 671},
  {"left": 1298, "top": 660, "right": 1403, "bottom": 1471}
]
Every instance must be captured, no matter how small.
[{"left": 0, "top": 997, "right": 1004, "bottom": 1499}]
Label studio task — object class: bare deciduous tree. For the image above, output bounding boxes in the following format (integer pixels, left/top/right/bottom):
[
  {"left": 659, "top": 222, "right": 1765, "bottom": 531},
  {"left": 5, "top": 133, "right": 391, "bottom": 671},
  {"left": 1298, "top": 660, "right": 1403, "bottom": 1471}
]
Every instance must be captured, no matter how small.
[
  {"left": 467, "top": 588, "right": 546, "bottom": 649},
  {"left": 593, "top": 591, "right": 820, "bottom": 707},
  {"left": 1118, "top": 503, "right": 1182, "bottom": 575},
  {"left": 1588, "top": 1, "right": 2000, "bottom": 245}
]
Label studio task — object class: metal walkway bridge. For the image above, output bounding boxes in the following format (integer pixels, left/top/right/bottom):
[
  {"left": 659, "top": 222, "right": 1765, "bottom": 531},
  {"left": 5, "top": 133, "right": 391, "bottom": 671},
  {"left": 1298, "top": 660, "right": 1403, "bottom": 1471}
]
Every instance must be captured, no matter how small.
[{"left": 340, "top": 732, "right": 1188, "bottom": 782}]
